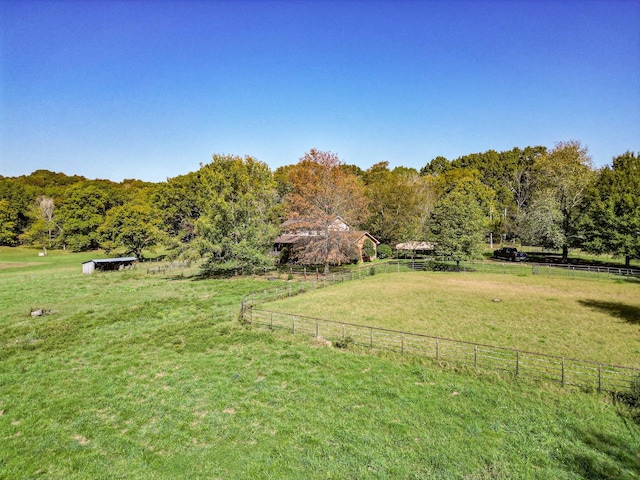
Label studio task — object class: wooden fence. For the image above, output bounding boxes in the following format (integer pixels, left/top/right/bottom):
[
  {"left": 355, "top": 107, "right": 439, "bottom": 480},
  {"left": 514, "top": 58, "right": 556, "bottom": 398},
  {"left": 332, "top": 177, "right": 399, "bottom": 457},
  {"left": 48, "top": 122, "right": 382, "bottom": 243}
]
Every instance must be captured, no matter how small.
[{"left": 244, "top": 307, "right": 639, "bottom": 394}]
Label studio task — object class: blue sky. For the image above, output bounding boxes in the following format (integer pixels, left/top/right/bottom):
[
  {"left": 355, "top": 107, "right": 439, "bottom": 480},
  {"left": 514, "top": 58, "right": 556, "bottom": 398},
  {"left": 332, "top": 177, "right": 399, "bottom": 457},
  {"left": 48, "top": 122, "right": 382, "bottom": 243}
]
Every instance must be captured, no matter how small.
[{"left": 1, "top": 0, "right": 638, "bottom": 182}]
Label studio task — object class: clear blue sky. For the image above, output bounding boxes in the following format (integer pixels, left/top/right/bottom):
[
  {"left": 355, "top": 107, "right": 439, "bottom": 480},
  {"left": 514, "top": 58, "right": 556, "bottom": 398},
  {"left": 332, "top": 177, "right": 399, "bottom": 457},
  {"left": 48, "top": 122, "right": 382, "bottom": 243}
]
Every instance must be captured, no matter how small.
[{"left": 1, "top": 0, "right": 638, "bottom": 182}]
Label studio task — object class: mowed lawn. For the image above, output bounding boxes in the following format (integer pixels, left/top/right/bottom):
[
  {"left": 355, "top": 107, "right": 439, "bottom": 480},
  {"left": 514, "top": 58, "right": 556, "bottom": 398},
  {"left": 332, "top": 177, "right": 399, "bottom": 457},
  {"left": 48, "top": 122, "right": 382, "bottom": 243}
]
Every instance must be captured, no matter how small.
[
  {"left": 262, "top": 271, "right": 640, "bottom": 368},
  {"left": 1, "top": 248, "right": 639, "bottom": 479}
]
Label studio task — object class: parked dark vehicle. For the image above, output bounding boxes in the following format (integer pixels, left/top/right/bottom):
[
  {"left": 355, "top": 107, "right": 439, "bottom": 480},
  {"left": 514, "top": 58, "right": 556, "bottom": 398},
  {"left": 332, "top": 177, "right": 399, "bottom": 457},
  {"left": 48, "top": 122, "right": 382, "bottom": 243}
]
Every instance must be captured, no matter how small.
[{"left": 493, "top": 247, "right": 527, "bottom": 262}]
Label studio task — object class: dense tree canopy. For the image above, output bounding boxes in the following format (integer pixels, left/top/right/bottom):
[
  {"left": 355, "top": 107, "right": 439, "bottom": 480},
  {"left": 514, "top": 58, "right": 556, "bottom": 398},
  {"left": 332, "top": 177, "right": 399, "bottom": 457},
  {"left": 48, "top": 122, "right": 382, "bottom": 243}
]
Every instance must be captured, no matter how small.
[
  {"left": 185, "top": 154, "right": 280, "bottom": 273},
  {"left": 57, "top": 183, "right": 121, "bottom": 251},
  {"left": 283, "top": 149, "right": 368, "bottom": 271},
  {"left": 526, "top": 141, "right": 596, "bottom": 261},
  {"left": 0, "top": 141, "right": 634, "bottom": 268},
  {"left": 430, "top": 182, "right": 487, "bottom": 261},
  {"left": 98, "top": 198, "right": 165, "bottom": 259},
  {"left": 364, "top": 162, "right": 436, "bottom": 246},
  {"left": 582, "top": 151, "right": 640, "bottom": 266}
]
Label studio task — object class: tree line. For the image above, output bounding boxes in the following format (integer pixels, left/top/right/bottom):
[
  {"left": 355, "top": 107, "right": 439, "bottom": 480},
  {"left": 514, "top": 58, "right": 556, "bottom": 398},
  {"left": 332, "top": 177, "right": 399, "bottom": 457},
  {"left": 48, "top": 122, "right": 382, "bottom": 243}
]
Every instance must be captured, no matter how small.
[{"left": 1, "top": 141, "right": 638, "bottom": 269}]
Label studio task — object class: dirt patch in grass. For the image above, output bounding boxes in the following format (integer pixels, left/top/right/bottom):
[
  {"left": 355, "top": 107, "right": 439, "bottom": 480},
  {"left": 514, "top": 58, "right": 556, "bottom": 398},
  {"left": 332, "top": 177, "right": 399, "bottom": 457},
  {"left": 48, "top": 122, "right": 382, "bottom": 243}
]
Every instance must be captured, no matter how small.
[{"left": 0, "top": 262, "right": 40, "bottom": 269}]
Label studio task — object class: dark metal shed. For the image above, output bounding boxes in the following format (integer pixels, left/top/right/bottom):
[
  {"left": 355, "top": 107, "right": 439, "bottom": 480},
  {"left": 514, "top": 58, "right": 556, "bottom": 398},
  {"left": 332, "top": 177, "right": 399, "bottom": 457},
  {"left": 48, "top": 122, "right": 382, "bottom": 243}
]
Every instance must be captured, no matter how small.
[{"left": 82, "top": 257, "right": 137, "bottom": 274}]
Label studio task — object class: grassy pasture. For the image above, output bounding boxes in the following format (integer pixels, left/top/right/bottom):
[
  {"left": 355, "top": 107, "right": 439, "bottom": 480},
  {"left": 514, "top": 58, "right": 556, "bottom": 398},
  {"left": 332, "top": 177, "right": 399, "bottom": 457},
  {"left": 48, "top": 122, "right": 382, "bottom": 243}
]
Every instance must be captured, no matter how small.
[
  {"left": 262, "top": 271, "right": 640, "bottom": 368},
  {"left": 1, "top": 248, "right": 639, "bottom": 479}
]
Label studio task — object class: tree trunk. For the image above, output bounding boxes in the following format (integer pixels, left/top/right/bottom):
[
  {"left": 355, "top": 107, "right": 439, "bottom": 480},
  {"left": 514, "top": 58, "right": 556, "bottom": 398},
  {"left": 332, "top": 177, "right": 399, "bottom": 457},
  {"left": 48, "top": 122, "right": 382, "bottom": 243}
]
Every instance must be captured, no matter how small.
[
  {"left": 562, "top": 244, "right": 569, "bottom": 262},
  {"left": 626, "top": 255, "right": 631, "bottom": 268}
]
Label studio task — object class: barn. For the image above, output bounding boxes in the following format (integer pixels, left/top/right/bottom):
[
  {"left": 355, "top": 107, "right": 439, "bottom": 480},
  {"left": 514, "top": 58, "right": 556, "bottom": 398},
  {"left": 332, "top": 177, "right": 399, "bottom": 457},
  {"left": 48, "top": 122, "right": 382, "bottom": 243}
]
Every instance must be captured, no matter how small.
[{"left": 82, "top": 257, "right": 137, "bottom": 274}]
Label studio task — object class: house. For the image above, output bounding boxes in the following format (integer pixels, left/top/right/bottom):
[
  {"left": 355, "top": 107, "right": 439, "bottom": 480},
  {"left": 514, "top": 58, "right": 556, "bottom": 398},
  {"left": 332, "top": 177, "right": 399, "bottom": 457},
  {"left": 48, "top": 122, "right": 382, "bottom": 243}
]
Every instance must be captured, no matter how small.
[
  {"left": 274, "top": 216, "right": 380, "bottom": 263},
  {"left": 82, "top": 257, "right": 137, "bottom": 274}
]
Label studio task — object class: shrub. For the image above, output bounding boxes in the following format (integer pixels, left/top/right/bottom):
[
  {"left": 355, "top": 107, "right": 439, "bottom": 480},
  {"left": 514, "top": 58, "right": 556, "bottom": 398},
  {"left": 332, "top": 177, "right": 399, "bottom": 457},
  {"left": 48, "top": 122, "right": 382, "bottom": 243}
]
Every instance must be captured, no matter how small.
[
  {"left": 377, "top": 244, "right": 392, "bottom": 259},
  {"left": 362, "top": 238, "right": 375, "bottom": 260},
  {"left": 613, "top": 374, "right": 640, "bottom": 421},
  {"left": 334, "top": 335, "right": 354, "bottom": 349},
  {"left": 279, "top": 247, "right": 290, "bottom": 265}
]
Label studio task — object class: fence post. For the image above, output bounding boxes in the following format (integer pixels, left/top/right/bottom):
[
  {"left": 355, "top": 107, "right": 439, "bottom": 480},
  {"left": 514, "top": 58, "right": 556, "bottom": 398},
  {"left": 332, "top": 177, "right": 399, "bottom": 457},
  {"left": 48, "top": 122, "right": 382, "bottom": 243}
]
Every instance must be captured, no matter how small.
[
  {"left": 401, "top": 334, "right": 404, "bottom": 354},
  {"left": 315, "top": 320, "right": 319, "bottom": 339},
  {"left": 370, "top": 328, "right": 373, "bottom": 348},
  {"left": 435, "top": 338, "right": 439, "bottom": 360},
  {"left": 561, "top": 358, "right": 565, "bottom": 386},
  {"left": 515, "top": 351, "right": 519, "bottom": 377},
  {"left": 474, "top": 345, "right": 477, "bottom": 367},
  {"left": 292, "top": 316, "right": 295, "bottom": 335},
  {"left": 342, "top": 324, "right": 345, "bottom": 339},
  {"left": 270, "top": 312, "right": 273, "bottom": 330},
  {"left": 597, "top": 364, "right": 602, "bottom": 393},
  {"left": 249, "top": 306, "right": 253, "bottom": 325}
]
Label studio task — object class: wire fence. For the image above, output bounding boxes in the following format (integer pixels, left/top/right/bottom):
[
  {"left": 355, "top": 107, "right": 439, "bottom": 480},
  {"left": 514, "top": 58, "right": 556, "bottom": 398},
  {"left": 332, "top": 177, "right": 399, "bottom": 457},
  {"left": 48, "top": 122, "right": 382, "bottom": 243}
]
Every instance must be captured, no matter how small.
[
  {"left": 244, "top": 307, "right": 639, "bottom": 394},
  {"left": 402, "top": 258, "right": 640, "bottom": 279},
  {"left": 239, "top": 260, "right": 640, "bottom": 395},
  {"left": 240, "top": 259, "right": 639, "bottom": 309}
]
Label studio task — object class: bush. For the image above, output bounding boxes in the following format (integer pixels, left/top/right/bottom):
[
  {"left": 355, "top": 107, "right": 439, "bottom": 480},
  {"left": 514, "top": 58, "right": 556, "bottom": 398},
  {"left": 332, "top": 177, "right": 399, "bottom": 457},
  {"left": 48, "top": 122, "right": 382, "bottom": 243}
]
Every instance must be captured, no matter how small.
[
  {"left": 279, "top": 247, "right": 290, "bottom": 265},
  {"left": 334, "top": 335, "right": 354, "bottom": 349},
  {"left": 377, "top": 244, "right": 392, "bottom": 259},
  {"left": 613, "top": 374, "right": 640, "bottom": 421},
  {"left": 363, "top": 238, "right": 375, "bottom": 260}
]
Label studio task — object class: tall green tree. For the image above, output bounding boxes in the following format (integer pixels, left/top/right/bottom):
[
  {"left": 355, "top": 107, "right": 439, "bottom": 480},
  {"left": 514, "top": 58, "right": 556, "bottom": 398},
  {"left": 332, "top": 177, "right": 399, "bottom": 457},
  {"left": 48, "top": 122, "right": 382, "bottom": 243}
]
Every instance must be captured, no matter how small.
[
  {"left": 57, "top": 183, "right": 119, "bottom": 251},
  {"left": 19, "top": 196, "right": 60, "bottom": 250},
  {"left": 582, "top": 151, "right": 640, "bottom": 267},
  {"left": 0, "top": 199, "right": 19, "bottom": 245},
  {"left": 187, "top": 154, "right": 280, "bottom": 273},
  {"left": 526, "top": 141, "right": 596, "bottom": 260},
  {"left": 364, "top": 162, "right": 436, "bottom": 246},
  {"left": 98, "top": 199, "right": 165, "bottom": 259},
  {"left": 518, "top": 192, "right": 565, "bottom": 249},
  {"left": 430, "top": 182, "right": 488, "bottom": 261},
  {"left": 152, "top": 171, "right": 203, "bottom": 243},
  {"left": 0, "top": 178, "right": 33, "bottom": 245},
  {"left": 420, "top": 156, "right": 451, "bottom": 176}
]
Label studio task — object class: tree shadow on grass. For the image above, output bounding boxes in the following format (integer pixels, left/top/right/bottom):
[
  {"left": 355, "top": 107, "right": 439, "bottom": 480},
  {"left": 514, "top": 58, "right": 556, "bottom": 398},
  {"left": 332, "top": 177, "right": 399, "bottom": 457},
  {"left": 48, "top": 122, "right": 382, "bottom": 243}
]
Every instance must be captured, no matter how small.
[
  {"left": 578, "top": 300, "right": 640, "bottom": 325},
  {"left": 562, "top": 425, "right": 640, "bottom": 479}
]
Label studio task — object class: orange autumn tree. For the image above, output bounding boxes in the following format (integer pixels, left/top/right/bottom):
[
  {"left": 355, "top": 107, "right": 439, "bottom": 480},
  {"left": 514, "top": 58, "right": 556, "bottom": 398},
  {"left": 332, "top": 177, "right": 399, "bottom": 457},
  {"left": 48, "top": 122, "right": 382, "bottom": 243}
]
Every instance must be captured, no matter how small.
[{"left": 284, "top": 149, "right": 368, "bottom": 272}]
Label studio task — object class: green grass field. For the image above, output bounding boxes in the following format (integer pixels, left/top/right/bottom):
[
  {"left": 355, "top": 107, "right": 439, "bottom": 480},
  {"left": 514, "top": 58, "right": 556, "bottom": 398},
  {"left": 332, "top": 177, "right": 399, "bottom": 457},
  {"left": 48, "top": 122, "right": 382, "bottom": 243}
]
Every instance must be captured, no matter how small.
[
  {"left": 1, "top": 247, "right": 639, "bottom": 479},
  {"left": 262, "top": 270, "right": 640, "bottom": 368}
]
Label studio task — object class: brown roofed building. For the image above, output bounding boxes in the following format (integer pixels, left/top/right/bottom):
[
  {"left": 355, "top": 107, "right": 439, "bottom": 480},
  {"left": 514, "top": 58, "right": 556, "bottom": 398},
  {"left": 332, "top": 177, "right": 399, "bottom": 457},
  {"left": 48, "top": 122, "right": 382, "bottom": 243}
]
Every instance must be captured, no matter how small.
[{"left": 274, "top": 216, "right": 379, "bottom": 265}]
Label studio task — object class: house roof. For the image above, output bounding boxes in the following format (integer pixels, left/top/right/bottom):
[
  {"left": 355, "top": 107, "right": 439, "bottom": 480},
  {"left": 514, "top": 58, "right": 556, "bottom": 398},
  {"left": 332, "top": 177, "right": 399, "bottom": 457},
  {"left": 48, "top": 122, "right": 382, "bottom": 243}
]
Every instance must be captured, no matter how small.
[
  {"left": 280, "top": 215, "right": 351, "bottom": 229},
  {"left": 273, "top": 234, "right": 302, "bottom": 244},
  {"left": 348, "top": 231, "right": 380, "bottom": 245},
  {"left": 395, "top": 242, "right": 435, "bottom": 251},
  {"left": 275, "top": 231, "right": 379, "bottom": 246}
]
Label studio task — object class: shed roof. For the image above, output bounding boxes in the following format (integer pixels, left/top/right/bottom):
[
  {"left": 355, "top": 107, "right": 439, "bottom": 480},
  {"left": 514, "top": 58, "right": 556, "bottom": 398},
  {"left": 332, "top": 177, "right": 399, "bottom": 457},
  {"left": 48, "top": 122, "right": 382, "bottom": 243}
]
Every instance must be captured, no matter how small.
[
  {"left": 273, "top": 234, "right": 302, "bottom": 244},
  {"left": 83, "top": 257, "right": 138, "bottom": 265},
  {"left": 395, "top": 242, "right": 435, "bottom": 251}
]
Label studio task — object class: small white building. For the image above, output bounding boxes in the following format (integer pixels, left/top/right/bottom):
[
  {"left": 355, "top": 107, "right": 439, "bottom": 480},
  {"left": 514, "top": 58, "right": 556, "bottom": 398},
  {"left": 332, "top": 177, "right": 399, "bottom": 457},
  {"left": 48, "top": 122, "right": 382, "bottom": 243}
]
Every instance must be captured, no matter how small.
[{"left": 82, "top": 257, "right": 137, "bottom": 274}]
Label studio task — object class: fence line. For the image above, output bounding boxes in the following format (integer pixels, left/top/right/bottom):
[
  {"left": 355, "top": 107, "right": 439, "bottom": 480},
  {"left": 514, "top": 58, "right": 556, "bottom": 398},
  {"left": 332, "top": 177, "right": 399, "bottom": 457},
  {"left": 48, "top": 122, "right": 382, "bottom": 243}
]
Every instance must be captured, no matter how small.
[
  {"left": 241, "top": 262, "right": 402, "bottom": 308},
  {"left": 240, "top": 259, "right": 639, "bottom": 310},
  {"left": 404, "top": 259, "right": 640, "bottom": 279},
  {"left": 244, "top": 308, "right": 639, "bottom": 394}
]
